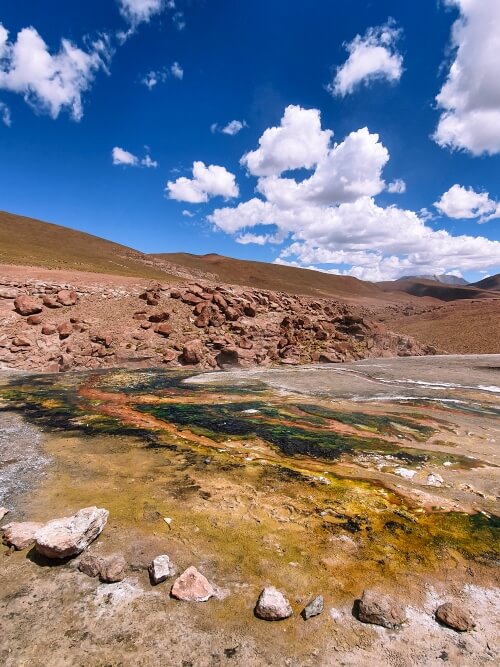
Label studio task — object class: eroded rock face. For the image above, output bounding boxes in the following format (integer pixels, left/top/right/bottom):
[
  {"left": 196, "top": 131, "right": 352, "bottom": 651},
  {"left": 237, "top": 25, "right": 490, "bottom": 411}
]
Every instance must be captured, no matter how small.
[
  {"left": 254, "top": 587, "right": 293, "bottom": 621},
  {"left": 170, "top": 566, "right": 214, "bottom": 602},
  {"left": 35, "top": 506, "right": 109, "bottom": 559},
  {"left": 435, "top": 602, "right": 475, "bottom": 632},
  {"left": 2, "top": 521, "right": 45, "bottom": 550},
  {"left": 14, "top": 295, "right": 42, "bottom": 316},
  {"left": 356, "top": 589, "right": 407, "bottom": 629},
  {"left": 149, "top": 554, "right": 176, "bottom": 584}
]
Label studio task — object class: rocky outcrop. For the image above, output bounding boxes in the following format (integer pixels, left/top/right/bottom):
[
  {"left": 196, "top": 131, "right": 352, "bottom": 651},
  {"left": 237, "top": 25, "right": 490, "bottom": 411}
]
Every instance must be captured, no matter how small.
[
  {"left": 254, "top": 587, "right": 293, "bottom": 621},
  {"left": 0, "top": 274, "right": 437, "bottom": 374},
  {"left": 34, "top": 507, "right": 109, "bottom": 559}
]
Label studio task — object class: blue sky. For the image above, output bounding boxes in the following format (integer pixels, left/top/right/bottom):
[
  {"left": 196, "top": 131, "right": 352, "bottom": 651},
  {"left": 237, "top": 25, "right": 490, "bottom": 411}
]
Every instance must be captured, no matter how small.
[{"left": 1, "top": 0, "right": 499, "bottom": 281}]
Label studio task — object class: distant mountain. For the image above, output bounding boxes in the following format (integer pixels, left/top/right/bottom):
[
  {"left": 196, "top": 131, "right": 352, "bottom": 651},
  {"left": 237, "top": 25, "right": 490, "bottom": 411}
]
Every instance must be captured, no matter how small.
[
  {"left": 468, "top": 274, "right": 500, "bottom": 291},
  {"left": 399, "top": 274, "right": 468, "bottom": 286}
]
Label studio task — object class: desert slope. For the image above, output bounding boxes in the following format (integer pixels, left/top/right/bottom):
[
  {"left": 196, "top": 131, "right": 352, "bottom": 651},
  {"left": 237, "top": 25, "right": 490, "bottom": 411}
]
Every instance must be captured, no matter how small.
[{"left": 0, "top": 210, "right": 177, "bottom": 281}]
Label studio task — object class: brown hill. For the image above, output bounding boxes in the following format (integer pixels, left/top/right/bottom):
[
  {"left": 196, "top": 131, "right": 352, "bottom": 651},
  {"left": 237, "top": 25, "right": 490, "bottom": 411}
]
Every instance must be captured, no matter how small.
[
  {"left": 378, "top": 277, "right": 495, "bottom": 301},
  {"left": 0, "top": 210, "right": 177, "bottom": 281},
  {"left": 468, "top": 274, "right": 500, "bottom": 292},
  {"left": 152, "top": 252, "right": 394, "bottom": 301}
]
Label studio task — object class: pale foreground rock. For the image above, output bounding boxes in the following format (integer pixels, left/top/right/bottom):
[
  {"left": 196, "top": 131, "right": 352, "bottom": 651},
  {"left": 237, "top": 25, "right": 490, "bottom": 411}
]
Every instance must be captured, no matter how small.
[
  {"left": 35, "top": 506, "right": 109, "bottom": 559},
  {"left": 356, "top": 589, "right": 407, "bottom": 629},
  {"left": 0, "top": 507, "right": 10, "bottom": 522},
  {"left": 149, "top": 554, "right": 176, "bottom": 584},
  {"left": 435, "top": 602, "right": 475, "bottom": 632},
  {"left": 255, "top": 586, "right": 293, "bottom": 621},
  {"left": 2, "top": 521, "right": 44, "bottom": 550},
  {"left": 171, "top": 566, "right": 215, "bottom": 602},
  {"left": 302, "top": 595, "right": 324, "bottom": 620}
]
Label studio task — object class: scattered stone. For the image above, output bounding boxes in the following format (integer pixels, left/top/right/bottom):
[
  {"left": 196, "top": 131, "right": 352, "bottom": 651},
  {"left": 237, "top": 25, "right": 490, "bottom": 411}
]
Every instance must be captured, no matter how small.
[
  {"left": 26, "top": 314, "right": 42, "bottom": 325},
  {"left": 14, "top": 295, "right": 42, "bottom": 316},
  {"left": 42, "top": 295, "right": 62, "bottom": 308},
  {"left": 302, "top": 595, "right": 324, "bottom": 620},
  {"left": 254, "top": 586, "right": 293, "bottom": 621},
  {"left": 182, "top": 340, "right": 204, "bottom": 364},
  {"left": 99, "top": 554, "right": 127, "bottom": 583},
  {"left": 2, "top": 521, "right": 45, "bottom": 550},
  {"left": 427, "top": 473, "right": 444, "bottom": 487},
  {"left": 57, "top": 322, "right": 73, "bottom": 338},
  {"left": 356, "top": 589, "right": 407, "bottom": 629},
  {"left": 171, "top": 566, "right": 215, "bottom": 602},
  {"left": 0, "top": 507, "right": 9, "bottom": 522},
  {"left": 56, "top": 290, "right": 78, "bottom": 306},
  {"left": 41, "top": 324, "right": 58, "bottom": 335},
  {"left": 12, "top": 336, "right": 31, "bottom": 347},
  {"left": 435, "top": 602, "right": 475, "bottom": 632},
  {"left": 155, "top": 323, "right": 173, "bottom": 337},
  {"left": 149, "top": 554, "right": 176, "bottom": 584},
  {"left": 0, "top": 287, "right": 17, "bottom": 299},
  {"left": 35, "top": 506, "right": 109, "bottom": 559},
  {"left": 149, "top": 311, "right": 170, "bottom": 323},
  {"left": 78, "top": 552, "right": 103, "bottom": 578}
]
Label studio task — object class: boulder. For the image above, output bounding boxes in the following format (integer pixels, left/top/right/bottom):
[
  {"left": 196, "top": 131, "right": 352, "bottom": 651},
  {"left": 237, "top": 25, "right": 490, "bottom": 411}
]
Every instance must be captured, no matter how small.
[
  {"left": 57, "top": 290, "right": 78, "bottom": 306},
  {"left": 356, "top": 589, "right": 407, "bottom": 629},
  {"left": 149, "top": 554, "right": 176, "bottom": 584},
  {"left": 99, "top": 554, "right": 127, "bottom": 583},
  {"left": 34, "top": 506, "right": 109, "bottom": 559},
  {"left": 78, "top": 552, "right": 103, "bottom": 577},
  {"left": 155, "top": 323, "right": 173, "bottom": 337},
  {"left": 42, "top": 295, "right": 62, "bottom": 308},
  {"left": 255, "top": 587, "right": 293, "bottom": 621},
  {"left": 57, "top": 322, "right": 73, "bottom": 338},
  {"left": 14, "top": 295, "right": 42, "bottom": 316},
  {"left": 0, "top": 287, "right": 17, "bottom": 299},
  {"left": 2, "top": 521, "right": 45, "bottom": 550},
  {"left": 26, "top": 314, "right": 42, "bottom": 325},
  {"left": 435, "top": 602, "right": 475, "bottom": 632},
  {"left": 182, "top": 340, "right": 205, "bottom": 364},
  {"left": 302, "top": 595, "right": 324, "bottom": 620},
  {"left": 171, "top": 566, "right": 215, "bottom": 602},
  {"left": 149, "top": 311, "right": 170, "bottom": 323},
  {"left": 163, "top": 349, "right": 179, "bottom": 363}
]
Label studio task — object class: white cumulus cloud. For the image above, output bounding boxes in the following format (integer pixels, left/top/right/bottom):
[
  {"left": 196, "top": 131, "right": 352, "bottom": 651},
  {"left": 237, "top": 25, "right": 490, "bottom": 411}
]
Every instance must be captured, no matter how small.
[
  {"left": 167, "top": 161, "right": 239, "bottom": 203},
  {"left": 387, "top": 179, "right": 406, "bottom": 194},
  {"left": 434, "top": 0, "right": 500, "bottom": 155},
  {"left": 0, "top": 24, "right": 111, "bottom": 121},
  {"left": 207, "top": 105, "right": 500, "bottom": 281},
  {"left": 329, "top": 20, "right": 403, "bottom": 97},
  {"left": 118, "top": 0, "right": 165, "bottom": 26},
  {"left": 142, "top": 62, "right": 183, "bottom": 89},
  {"left": 434, "top": 184, "right": 500, "bottom": 223},
  {"left": 112, "top": 146, "right": 158, "bottom": 167}
]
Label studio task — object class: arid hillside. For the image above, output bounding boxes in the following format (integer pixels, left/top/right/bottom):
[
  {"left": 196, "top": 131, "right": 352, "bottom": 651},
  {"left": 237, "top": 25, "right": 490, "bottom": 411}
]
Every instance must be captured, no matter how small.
[
  {"left": 0, "top": 211, "right": 178, "bottom": 281},
  {"left": 377, "top": 277, "right": 499, "bottom": 301}
]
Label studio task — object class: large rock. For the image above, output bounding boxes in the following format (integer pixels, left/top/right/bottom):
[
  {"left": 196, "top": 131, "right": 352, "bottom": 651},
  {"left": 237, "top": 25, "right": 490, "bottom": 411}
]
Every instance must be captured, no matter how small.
[
  {"left": 0, "top": 287, "right": 17, "bottom": 299},
  {"left": 99, "top": 554, "right": 127, "bottom": 583},
  {"left": 302, "top": 595, "right": 324, "bottom": 620},
  {"left": 34, "top": 506, "right": 109, "bottom": 559},
  {"left": 356, "top": 589, "right": 407, "bottom": 629},
  {"left": 254, "top": 587, "right": 293, "bottom": 621},
  {"left": 2, "top": 521, "right": 45, "bottom": 550},
  {"left": 149, "top": 554, "right": 176, "bottom": 584},
  {"left": 171, "top": 566, "right": 215, "bottom": 601},
  {"left": 182, "top": 340, "right": 205, "bottom": 365},
  {"left": 14, "top": 295, "right": 42, "bottom": 316},
  {"left": 56, "top": 290, "right": 78, "bottom": 306},
  {"left": 435, "top": 602, "right": 475, "bottom": 632}
]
